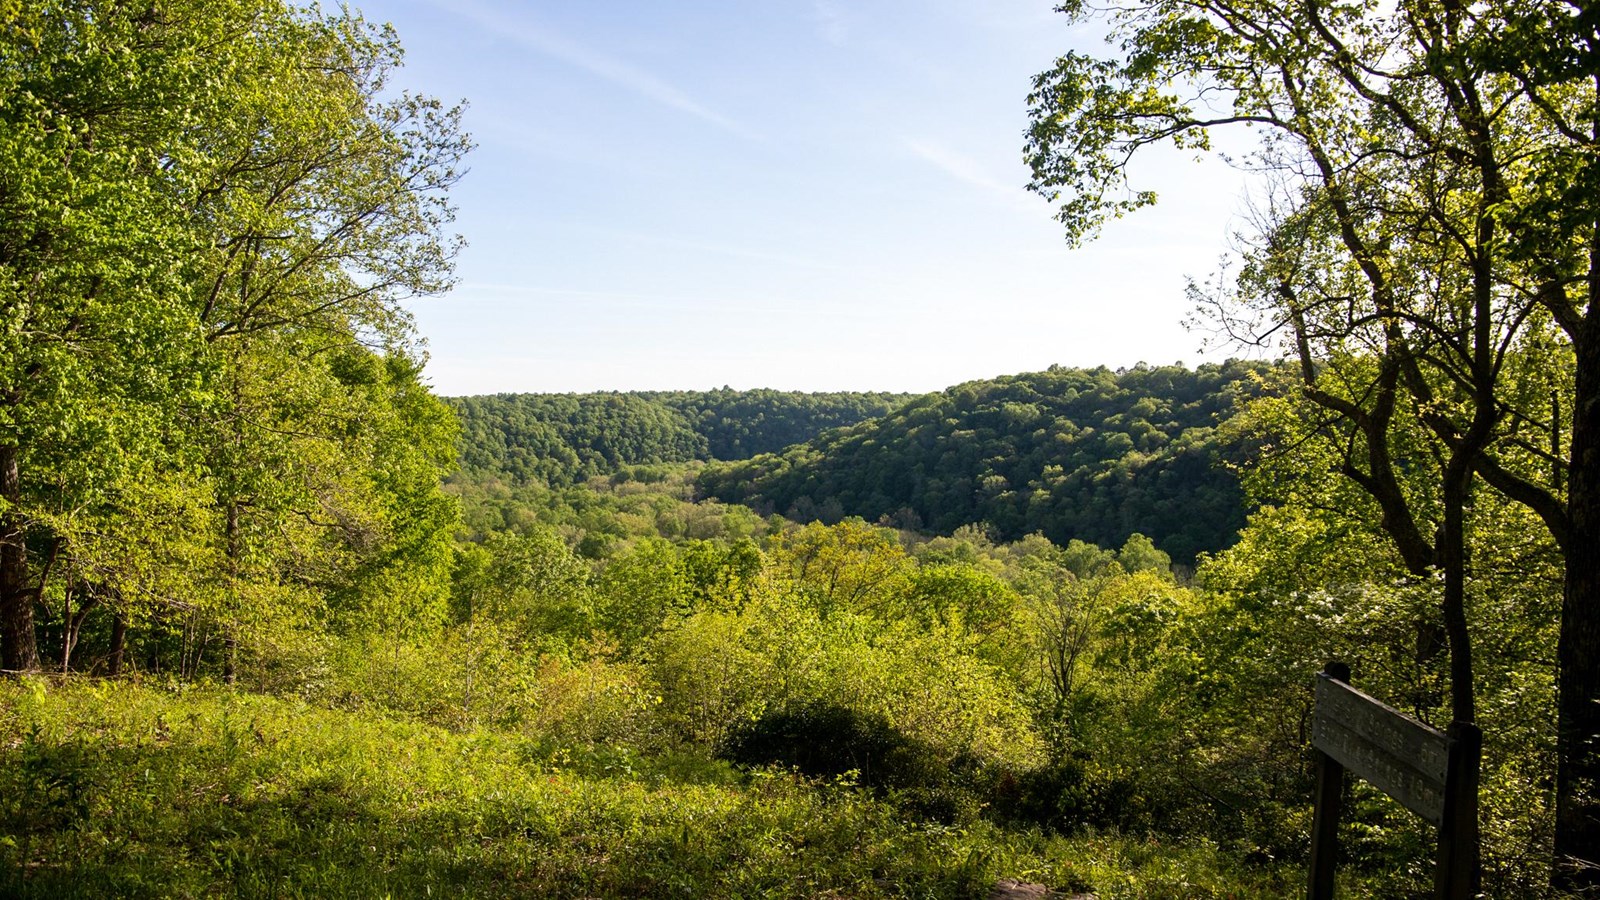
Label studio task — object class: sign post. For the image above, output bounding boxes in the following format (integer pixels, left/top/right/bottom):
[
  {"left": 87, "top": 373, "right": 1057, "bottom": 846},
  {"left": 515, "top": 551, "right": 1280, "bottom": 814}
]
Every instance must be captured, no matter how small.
[{"left": 1306, "top": 662, "right": 1480, "bottom": 900}]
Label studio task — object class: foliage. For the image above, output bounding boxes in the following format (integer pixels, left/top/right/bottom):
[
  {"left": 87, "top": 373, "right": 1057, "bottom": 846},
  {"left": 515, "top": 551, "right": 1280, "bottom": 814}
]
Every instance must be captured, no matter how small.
[
  {"left": 0, "top": 679, "right": 1309, "bottom": 898},
  {"left": 644, "top": 388, "right": 911, "bottom": 461},
  {"left": 0, "top": 0, "right": 468, "bottom": 679},
  {"left": 449, "top": 463, "right": 771, "bottom": 555},
  {"left": 451, "top": 393, "right": 711, "bottom": 488},
  {"left": 450, "top": 389, "right": 908, "bottom": 487},
  {"left": 643, "top": 558, "right": 1040, "bottom": 779},
  {"left": 698, "top": 362, "right": 1280, "bottom": 563},
  {"left": 1, "top": 0, "right": 1586, "bottom": 892},
  {"left": 1023, "top": 0, "right": 1600, "bottom": 878}
]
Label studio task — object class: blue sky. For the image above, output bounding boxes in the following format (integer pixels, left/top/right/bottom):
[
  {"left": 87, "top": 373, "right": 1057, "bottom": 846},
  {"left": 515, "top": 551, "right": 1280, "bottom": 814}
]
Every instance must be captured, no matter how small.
[{"left": 360, "top": 0, "right": 1256, "bottom": 396}]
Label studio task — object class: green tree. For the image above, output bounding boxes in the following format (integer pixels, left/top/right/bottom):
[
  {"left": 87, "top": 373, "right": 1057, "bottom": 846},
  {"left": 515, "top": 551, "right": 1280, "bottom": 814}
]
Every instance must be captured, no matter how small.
[
  {"left": 0, "top": 1, "right": 468, "bottom": 676},
  {"left": 697, "top": 363, "right": 1275, "bottom": 563},
  {"left": 1024, "top": 0, "right": 1600, "bottom": 879},
  {"left": 0, "top": 0, "right": 214, "bottom": 671},
  {"left": 596, "top": 538, "right": 695, "bottom": 650},
  {"left": 461, "top": 529, "right": 594, "bottom": 652},
  {"left": 1194, "top": 460, "right": 1564, "bottom": 892},
  {"left": 1115, "top": 533, "right": 1171, "bottom": 577},
  {"left": 767, "top": 519, "right": 913, "bottom": 617}
]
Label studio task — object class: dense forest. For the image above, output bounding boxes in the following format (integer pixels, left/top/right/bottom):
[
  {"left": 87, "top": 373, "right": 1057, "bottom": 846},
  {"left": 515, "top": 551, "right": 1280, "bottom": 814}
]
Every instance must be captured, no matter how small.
[
  {"left": 3, "top": 0, "right": 1597, "bottom": 897},
  {"left": 450, "top": 389, "right": 907, "bottom": 486},
  {"left": 452, "top": 365, "right": 1274, "bottom": 566},
  {"left": 0, "top": 0, "right": 466, "bottom": 680},
  {"left": 698, "top": 362, "right": 1277, "bottom": 564}
]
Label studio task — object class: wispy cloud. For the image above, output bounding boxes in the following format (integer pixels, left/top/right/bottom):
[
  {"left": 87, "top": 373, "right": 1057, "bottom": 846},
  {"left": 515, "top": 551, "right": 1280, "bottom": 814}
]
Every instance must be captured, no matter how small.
[
  {"left": 506, "top": 220, "right": 844, "bottom": 272},
  {"left": 448, "top": 282, "right": 854, "bottom": 318},
  {"left": 428, "top": 0, "right": 757, "bottom": 140},
  {"left": 903, "top": 139, "right": 1030, "bottom": 205},
  {"left": 598, "top": 227, "right": 841, "bottom": 271}
]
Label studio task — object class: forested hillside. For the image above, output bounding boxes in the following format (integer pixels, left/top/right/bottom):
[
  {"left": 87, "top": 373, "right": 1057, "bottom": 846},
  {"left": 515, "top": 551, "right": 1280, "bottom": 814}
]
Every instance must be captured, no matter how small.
[
  {"left": 646, "top": 388, "right": 911, "bottom": 461},
  {"left": 6, "top": 0, "right": 1593, "bottom": 895},
  {"left": 697, "top": 361, "right": 1279, "bottom": 563},
  {"left": 449, "top": 389, "right": 908, "bottom": 485}
]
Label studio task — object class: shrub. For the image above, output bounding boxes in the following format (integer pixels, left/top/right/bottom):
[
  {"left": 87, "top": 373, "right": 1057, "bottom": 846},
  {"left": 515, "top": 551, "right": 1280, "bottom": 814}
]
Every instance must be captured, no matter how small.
[{"left": 722, "top": 702, "right": 931, "bottom": 788}]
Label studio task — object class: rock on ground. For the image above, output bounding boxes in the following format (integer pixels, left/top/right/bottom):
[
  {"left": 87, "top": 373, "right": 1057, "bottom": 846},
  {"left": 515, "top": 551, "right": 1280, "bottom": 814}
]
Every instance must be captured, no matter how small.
[{"left": 989, "top": 878, "right": 1095, "bottom": 899}]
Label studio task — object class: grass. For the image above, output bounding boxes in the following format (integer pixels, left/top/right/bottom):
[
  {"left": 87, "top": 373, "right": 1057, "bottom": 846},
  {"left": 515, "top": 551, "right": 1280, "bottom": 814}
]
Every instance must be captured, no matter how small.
[{"left": 0, "top": 678, "right": 1298, "bottom": 898}]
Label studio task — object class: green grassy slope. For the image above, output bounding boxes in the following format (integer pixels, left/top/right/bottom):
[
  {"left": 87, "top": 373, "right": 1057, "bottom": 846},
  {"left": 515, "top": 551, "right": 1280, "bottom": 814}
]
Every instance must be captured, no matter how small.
[{"left": 1, "top": 680, "right": 1298, "bottom": 899}]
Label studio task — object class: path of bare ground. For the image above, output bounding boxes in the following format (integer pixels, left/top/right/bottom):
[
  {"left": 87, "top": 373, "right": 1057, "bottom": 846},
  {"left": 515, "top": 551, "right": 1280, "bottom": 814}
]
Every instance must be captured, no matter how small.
[{"left": 990, "top": 878, "right": 1095, "bottom": 899}]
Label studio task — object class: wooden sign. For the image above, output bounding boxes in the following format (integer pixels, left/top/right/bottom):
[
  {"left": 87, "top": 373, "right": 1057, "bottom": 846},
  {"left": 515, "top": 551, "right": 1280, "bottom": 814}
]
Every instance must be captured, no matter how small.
[
  {"left": 1312, "top": 675, "right": 1449, "bottom": 824},
  {"left": 1306, "top": 662, "right": 1480, "bottom": 900}
]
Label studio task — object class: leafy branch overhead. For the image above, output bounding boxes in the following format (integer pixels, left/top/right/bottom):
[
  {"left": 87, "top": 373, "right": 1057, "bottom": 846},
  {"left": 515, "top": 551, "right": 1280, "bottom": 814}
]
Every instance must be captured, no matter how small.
[
  {"left": 0, "top": 0, "right": 470, "bottom": 675},
  {"left": 1027, "top": 0, "right": 1599, "bottom": 886}
]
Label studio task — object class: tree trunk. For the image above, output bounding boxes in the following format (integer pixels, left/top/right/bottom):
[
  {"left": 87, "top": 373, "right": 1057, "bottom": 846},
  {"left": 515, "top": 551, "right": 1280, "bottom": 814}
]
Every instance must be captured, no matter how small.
[
  {"left": 1555, "top": 323, "right": 1600, "bottom": 890},
  {"left": 61, "top": 587, "right": 99, "bottom": 675},
  {"left": 223, "top": 502, "right": 239, "bottom": 685},
  {"left": 1438, "top": 448, "right": 1481, "bottom": 891},
  {"left": 1440, "top": 457, "right": 1476, "bottom": 727},
  {"left": 108, "top": 609, "right": 127, "bottom": 677},
  {"left": 60, "top": 585, "right": 73, "bottom": 674},
  {"left": 0, "top": 444, "right": 39, "bottom": 672},
  {"left": 144, "top": 624, "right": 161, "bottom": 676}
]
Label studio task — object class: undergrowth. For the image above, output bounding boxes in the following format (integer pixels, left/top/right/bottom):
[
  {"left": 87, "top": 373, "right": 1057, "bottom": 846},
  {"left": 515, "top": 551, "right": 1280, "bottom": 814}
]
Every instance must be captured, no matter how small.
[{"left": 0, "top": 678, "right": 1301, "bottom": 898}]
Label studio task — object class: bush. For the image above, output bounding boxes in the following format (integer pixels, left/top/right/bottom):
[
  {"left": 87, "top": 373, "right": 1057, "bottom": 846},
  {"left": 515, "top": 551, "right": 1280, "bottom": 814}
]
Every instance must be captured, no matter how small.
[
  {"left": 722, "top": 702, "right": 931, "bottom": 788},
  {"left": 723, "top": 702, "right": 998, "bottom": 825},
  {"left": 992, "top": 757, "right": 1142, "bottom": 833}
]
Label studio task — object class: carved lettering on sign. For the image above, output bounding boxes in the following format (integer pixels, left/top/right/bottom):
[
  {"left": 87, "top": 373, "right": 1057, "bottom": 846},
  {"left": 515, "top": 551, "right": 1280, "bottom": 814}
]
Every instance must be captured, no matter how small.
[{"left": 1311, "top": 676, "right": 1450, "bottom": 826}]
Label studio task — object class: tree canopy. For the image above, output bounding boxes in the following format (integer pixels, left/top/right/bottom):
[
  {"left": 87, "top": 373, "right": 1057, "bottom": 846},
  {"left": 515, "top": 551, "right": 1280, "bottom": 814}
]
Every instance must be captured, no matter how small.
[
  {"left": 1025, "top": 0, "right": 1599, "bottom": 883},
  {"left": 449, "top": 389, "right": 908, "bottom": 487},
  {"left": 696, "top": 362, "right": 1279, "bottom": 564},
  {"left": 0, "top": 0, "right": 469, "bottom": 678}
]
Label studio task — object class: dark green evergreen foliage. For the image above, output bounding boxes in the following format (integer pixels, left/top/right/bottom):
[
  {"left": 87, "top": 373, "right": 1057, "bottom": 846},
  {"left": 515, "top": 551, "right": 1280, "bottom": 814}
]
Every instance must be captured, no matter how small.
[
  {"left": 448, "top": 390, "right": 908, "bottom": 487},
  {"left": 697, "top": 361, "right": 1280, "bottom": 563}
]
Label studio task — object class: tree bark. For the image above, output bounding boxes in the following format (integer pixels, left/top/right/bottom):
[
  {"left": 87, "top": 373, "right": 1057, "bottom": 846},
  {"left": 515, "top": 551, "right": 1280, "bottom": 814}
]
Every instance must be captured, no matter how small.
[
  {"left": 223, "top": 501, "right": 240, "bottom": 685},
  {"left": 59, "top": 584, "right": 73, "bottom": 674},
  {"left": 61, "top": 586, "right": 99, "bottom": 674},
  {"left": 107, "top": 608, "right": 127, "bottom": 677},
  {"left": 144, "top": 623, "right": 161, "bottom": 676},
  {"left": 1440, "top": 455, "right": 1476, "bottom": 727},
  {"left": 1555, "top": 319, "right": 1600, "bottom": 890},
  {"left": 0, "top": 444, "right": 39, "bottom": 672}
]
